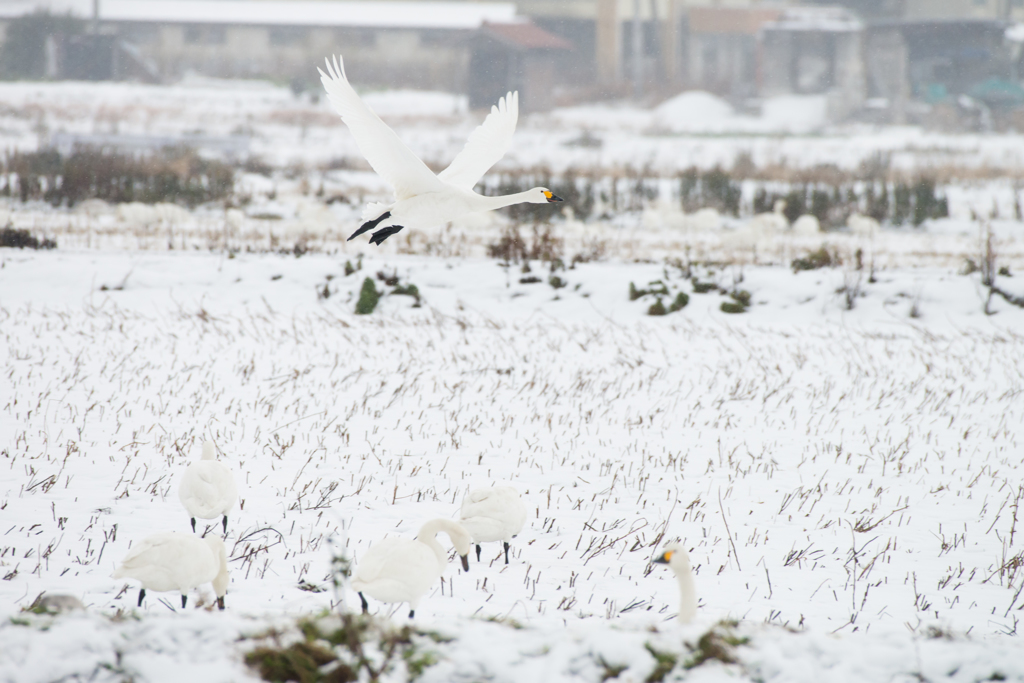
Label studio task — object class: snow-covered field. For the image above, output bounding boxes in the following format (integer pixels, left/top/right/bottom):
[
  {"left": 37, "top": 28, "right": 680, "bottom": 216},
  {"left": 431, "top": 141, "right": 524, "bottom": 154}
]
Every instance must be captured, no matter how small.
[
  {"left": 7, "top": 76, "right": 1024, "bottom": 176},
  {"left": 2, "top": 79, "right": 1024, "bottom": 682}
]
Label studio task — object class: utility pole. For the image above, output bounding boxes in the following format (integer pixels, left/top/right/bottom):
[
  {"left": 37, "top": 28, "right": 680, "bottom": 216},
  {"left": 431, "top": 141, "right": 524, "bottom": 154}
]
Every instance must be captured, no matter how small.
[
  {"left": 596, "top": 0, "right": 620, "bottom": 86},
  {"left": 632, "top": 0, "right": 643, "bottom": 98}
]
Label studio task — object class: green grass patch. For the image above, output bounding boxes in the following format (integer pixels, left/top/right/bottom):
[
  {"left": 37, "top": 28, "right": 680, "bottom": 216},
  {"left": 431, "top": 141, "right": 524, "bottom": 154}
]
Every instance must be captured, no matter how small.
[
  {"left": 692, "top": 280, "right": 717, "bottom": 294},
  {"left": 792, "top": 246, "right": 833, "bottom": 272},
  {"left": 355, "top": 278, "right": 380, "bottom": 315},
  {"left": 720, "top": 301, "right": 746, "bottom": 314},
  {"left": 244, "top": 614, "right": 442, "bottom": 683},
  {"left": 648, "top": 298, "right": 667, "bottom": 316},
  {"left": 668, "top": 292, "right": 689, "bottom": 312},
  {"left": 683, "top": 622, "right": 750, "bottom": 670},
  {"left": 643, "top": 644, "right": 677, "bottom": 682}
]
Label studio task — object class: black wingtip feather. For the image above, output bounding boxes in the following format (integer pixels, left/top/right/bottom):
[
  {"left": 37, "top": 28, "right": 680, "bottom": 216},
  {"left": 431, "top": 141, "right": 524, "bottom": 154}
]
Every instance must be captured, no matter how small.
[{"left": 369, "top": 225, "right": 404, "bottom": 245}]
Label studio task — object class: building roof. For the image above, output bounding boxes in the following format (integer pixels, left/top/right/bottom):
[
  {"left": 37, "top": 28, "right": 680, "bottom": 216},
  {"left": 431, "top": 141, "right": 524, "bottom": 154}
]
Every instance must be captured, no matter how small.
[
  {"left": 0, "top": 0, "right": 518, "bottom": 30},
  {"left": 479, "top": 21, "right": 573, "bottom": 50},
  {"left": 688, "top": 7, "right": 783, "bottom": 36},
  {"left": 762, "top": 7, "right": 864, "bottom": 33}
]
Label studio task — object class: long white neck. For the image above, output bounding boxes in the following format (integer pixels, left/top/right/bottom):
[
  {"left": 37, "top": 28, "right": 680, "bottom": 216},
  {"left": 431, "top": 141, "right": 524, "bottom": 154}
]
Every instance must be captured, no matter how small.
[
  {"left": 676, "top": 569, "right": 697, "bottom": 623},
  {"left": 205, "top": 537, "right": 230, "bottom": 597},
  {"left": 474, "top": 191, "right": 538, "bottom": 212},
  {"left": 416, "top": 518, "right": 465, "bottom": 566},
  {"left": 201, "top": 441, "right": 216, "bottom": 461}
]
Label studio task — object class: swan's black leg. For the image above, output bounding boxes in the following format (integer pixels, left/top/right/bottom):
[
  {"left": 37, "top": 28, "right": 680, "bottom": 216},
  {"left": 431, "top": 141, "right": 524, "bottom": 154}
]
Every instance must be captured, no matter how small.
[
  {"left": 369, "top": 225, "right": 404, "bottom": 245},
  {"left": 190, "top": 517, "right": 196, "bottom": 533},
  {"left": 138, "top": 588, "right": 145, "bottom": 606},
  {"left": 349, "top": 212, "right": 391, "bottom": 241},
  {"left": 475, "top": 544, "right": 482, "bottom": 562},
  {"left": 181, "top": 595, "right": 187, "bottom": 609},
  {"left": 408, "top": 609, "right": 415, "bottom": 618},
  {"left": 359, "top": 592, "right": 369, "bottom": 614},
  {"left": 222, "top": 515, "right": 228, "bottom": 534},
  {"left": 504, "top": 542, "right": 510, "bottom": 565}
]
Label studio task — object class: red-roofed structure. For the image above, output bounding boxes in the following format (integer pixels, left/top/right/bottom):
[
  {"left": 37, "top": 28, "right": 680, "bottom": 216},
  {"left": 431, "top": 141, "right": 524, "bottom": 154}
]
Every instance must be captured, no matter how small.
[{"left": 469, "top": 21, "right": 573, "bottom": 113}]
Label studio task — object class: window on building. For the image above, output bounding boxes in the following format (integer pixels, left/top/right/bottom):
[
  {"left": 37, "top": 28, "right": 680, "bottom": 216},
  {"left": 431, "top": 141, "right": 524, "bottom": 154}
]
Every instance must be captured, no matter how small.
[
  {"left": 334, "top": 29, "right": 377, "bottom": 48},
  {"left": 269, "top": 27, "right": 307, "bottom": 46},
  {"left": 421, "top": 29, "right": 457, "bottom": 47},
  {"left": 184, "top": 25, "right": 226, "bottom": 45},
  {"left": 123, "top": 24, "right": 158, "bottom": 44},
  {"left": 620, "top": 21, "right": 660, "bottom": 58}
]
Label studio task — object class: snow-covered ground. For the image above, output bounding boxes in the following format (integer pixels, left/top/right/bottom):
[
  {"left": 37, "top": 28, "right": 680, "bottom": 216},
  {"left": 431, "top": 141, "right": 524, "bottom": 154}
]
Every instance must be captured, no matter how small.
[
  {"left": 6, "top": 77, "right": 1024, "bottom": 178},
  {"left": 2, "top": 79, "right": 1024, "bottom": 682},
  {"left": 2, "top": 246, "right": 1023, "bottom": 681}
]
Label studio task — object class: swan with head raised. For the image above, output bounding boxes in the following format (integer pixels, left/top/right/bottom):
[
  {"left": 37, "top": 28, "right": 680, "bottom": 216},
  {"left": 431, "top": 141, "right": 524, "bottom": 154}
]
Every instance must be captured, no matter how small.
[{"left": 653, "top": 542, "right": 697, "bottom": 623}]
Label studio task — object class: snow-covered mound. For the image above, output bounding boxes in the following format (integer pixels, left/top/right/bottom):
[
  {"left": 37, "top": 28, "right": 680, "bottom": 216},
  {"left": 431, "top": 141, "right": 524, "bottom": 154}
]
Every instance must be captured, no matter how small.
[
  {"left": 761, "top": 94, "right": 829, "bottom": 134},
  {"left": 360, "top": 90, "right": 467, "bottom": 118},
  {"left": 654, "top": 91, "right": 735, "bottom": 133},
  {"left": 3, "top": 610, "right": 1022, "bottom": 683}
]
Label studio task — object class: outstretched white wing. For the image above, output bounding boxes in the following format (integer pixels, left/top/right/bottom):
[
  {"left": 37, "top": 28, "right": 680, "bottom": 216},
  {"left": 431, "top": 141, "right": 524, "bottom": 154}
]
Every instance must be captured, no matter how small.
[
  {"left": 319, "top": 56, "right": 445, "bottom": 200},
  {"left": 438, "top": 91, "right": 518, "bottom": 191}
]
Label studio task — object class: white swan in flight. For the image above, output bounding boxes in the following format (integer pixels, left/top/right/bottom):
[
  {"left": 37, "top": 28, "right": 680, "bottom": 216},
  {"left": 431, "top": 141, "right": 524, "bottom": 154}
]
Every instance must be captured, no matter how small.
[
  {"left": 653, "top": 542, "right": 697, "bottom": 623},
  {"left": 178, "top": 441, "right": 237, "bottom": 534},
  {"left": 459, "top": 485, "right": 528, "bottom": 564},
  {"left": 351, "top": 518, "right": 472, "bottom": 618},
  {"left": 318, "top": 55, "right": 562, "bottom": 245},
  {"left": 112, "top": 532, "right": 229, "bottom": 610}
]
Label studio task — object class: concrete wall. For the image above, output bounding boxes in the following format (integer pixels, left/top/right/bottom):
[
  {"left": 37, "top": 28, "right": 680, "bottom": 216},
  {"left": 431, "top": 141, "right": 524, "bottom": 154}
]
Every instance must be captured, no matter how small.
[
  {"left": 864, "top": 26, "right": 909, "bottom": 122},
  {"left": 760, "top": 27, "right": 866, "bottom": 120},
  {"left": 115, "top": 23, "right": 470, "bottom": 90},
  {"left": 686, "top": 33, "right": 757, "bottom": 97}
]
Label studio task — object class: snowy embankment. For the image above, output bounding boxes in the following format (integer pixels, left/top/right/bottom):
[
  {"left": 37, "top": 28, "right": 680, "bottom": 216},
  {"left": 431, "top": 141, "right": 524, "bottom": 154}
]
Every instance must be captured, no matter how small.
[
  {"left": 3, "top": 609, "right": 1024, "bottom": 682},
  {"left": 1, "top": 248, "right": 1023, "bottom": 681}
]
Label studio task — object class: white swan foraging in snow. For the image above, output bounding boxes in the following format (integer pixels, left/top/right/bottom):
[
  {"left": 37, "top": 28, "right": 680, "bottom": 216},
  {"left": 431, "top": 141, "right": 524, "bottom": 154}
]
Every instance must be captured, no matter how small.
[
  {"left": 318, "top": 55, "right": 562, "bottom": 245},
  {"left": 847, "top": 213, "right": 880, "bottom": 239},
  {"left": 653, "top": 542, "right": 697, "bottom": 623},
  {"left": 112, "top": 532, "right": 229, "bottom": 610},
  {"left": 459, "top": 485, "right": 528, "bottom": 564},
  {"left": 351, "top": 518, "right": 472, "bottom": 618},
  {"left": 791, "top": 214, "right": 821, "bottom": 236},
  {"left": 179, "top": 441, "right": 237, "bottom": 534}
]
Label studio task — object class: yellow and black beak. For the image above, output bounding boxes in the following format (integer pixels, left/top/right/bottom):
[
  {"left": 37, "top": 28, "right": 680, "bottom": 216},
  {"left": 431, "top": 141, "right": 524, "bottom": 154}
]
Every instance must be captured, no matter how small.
[
  {"left": 543, "top": 191, "right": 563, "bottom": 203},
  {"left": 217, "top": 596, "right": 225, "bottom": 610},
  {"left": 461, "top": 554, "right": 470, "bottom": 571},
  {"left": 653, "top": 551, "right": 673, "bottom": 565}
]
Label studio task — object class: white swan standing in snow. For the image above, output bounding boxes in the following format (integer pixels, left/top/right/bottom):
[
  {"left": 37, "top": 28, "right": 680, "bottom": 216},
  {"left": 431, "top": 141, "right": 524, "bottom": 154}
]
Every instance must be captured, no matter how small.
[
  {"left": 791, "top": 213, "right": 821, "bottom": 236},
  {"left": 653, "top": 542, "right": 697, "bottom": 623},
  {"left": 847, "top": 213, "right": 880, "bottom": 240},
  {"left": 351, "top": 518, "right": 472, "bottom": 618},
  {"left": 318, "top": 55, "right": 562, "bottom": 245},
  {"left": 750, "top": 199, "right": 789, "bottom": 236},
  {"left": 178, "top": 441, "right": 237, "bottom": 534},
  {"left": 687, "top": 207, "right": 723, "bottom": 233},
  {"left": 111, "top": 532, "right": 229, "bottom": 610},
  {"left": 459, "top": 485, "right": 528, "bottom": 564}
]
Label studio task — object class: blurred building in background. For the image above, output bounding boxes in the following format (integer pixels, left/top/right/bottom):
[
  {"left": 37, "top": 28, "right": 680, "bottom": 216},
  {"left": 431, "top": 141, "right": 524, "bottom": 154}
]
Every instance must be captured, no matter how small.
[
  {"left": 2, "top": 0, "right": 1024, "bottom": 124},
  {"left": 759, "top": 7, "right": 866, "bottom": 121},
  {"left": 0, "top": 0, "right": 571, "bottom": 110},
  {"left": 469, "top": 21, "right": 571, "bottom": 111}
]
